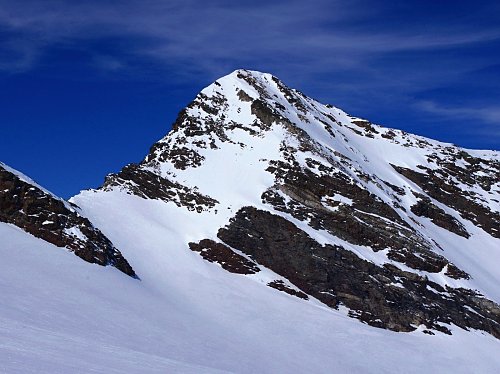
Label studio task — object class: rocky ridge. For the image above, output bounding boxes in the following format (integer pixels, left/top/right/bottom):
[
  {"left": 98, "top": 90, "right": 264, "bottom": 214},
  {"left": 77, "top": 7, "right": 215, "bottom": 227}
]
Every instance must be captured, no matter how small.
[{"left": 0, "top": 163, "right": 136, "bottom": 277}]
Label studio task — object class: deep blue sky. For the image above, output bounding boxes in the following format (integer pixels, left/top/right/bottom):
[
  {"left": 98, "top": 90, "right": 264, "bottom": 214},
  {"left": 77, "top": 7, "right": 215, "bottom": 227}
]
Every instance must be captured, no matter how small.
[{"left": 1, "top": 0, "right": 499, "bottom": 198}]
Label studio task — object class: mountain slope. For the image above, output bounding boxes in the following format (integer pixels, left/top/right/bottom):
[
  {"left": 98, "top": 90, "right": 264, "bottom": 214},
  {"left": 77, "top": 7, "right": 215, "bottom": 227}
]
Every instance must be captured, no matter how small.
[
  {"left": 0, "top": 162, "right": 135, "bottom": 277},
  {"left": 3, "top": 220, "right": 500, "bottom": 373},
  {"left": 1, "top": 69, "right": 500, "bottom": 373},
  {"left": 74, "top": 69, "right": 500, "bottom": 338}
]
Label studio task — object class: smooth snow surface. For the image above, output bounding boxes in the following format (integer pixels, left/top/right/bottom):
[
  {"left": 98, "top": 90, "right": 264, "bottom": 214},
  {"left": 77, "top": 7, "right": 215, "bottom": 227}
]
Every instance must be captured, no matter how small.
[{"left": 2, "top": 222, "right": 500, "bottom": 373}]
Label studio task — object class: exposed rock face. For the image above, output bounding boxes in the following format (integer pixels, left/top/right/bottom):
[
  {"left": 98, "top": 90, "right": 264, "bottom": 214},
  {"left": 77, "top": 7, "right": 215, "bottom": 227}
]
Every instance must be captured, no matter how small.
[
  {"left": 0, "top": 164, "right": 136, "bottom": 277},
  {"left": 267, "top": 280, "right": 309, "bottom": 300},
  {"left": 87, "top": 69, "right": 500, "bottom": 338},
  {"left": 410, "top": 194, "right": 470, "bottom": 238},
  {"left": 189, "top": 239, "right": 259, "bottom": 274},
  {"left": 261, "top": 161, "right": 454, "bottom": 275},
  {"left": 103, "top": 164, "right": 218, "bottom": 212},
  {"left": 392, "top": 164, "right": 500, "bottom": 238},
  {"left": 218, "top": 207, "right": 500, "bottom": 338}
]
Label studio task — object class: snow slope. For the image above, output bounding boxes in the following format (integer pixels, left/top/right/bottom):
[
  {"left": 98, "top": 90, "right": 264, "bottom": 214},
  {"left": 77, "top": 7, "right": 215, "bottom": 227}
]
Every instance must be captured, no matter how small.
[{"left": 2, "top": 221, "right": 500, "bottom": 373}]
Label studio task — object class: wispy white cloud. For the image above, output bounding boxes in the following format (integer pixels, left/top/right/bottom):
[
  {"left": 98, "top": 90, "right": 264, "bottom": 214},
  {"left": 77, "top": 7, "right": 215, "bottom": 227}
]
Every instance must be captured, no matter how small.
[
  {"left": 417, "top": 101, "right": 500, "bottom": 124},
  {"left": 91, "top": 55, "right": 126, "bottom": 71},
  {"left": 416, "top": 100, "right": 500, "bottom": 139},
  {"left": 0, "top": 0, "right": 498, "bottom": 77}
]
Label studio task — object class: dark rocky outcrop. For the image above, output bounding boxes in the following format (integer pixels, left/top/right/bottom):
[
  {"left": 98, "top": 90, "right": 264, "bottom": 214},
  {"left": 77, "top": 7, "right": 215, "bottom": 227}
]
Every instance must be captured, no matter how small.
[
  {"left": 427, "top": 150, "right": 500, "bottom": 192},
  {"left": 189, "top": 239, "right": 259, "bottom": 274},
  {"left": 382, "top": 180, "right": 406, "bottom": 196},
  {"left": 218, "top": 206, "right": 500, "bottom": 337},
  {"left": 237, "top": 89, "right": 253, "bottom": 102},
  {"left": 393, "top": 164, "right": 500, "bottom": 238},
  {"left": 251, "top": 99, "right": 277, "bottom": 128},
  {"left": 267, "top": 280, "right": 308, "bottom": 300},
  {"left": 0, "top": 165, "right": 136, "bottom": 277},
  {"left": 103, "top": 164, "right": 217, "bottom": 212},
  {"left": 410, "top": 194, "right": 470, "bottom": 238},
  {"left": 350, "top": 118, "right": 380, "bottom": 137}
]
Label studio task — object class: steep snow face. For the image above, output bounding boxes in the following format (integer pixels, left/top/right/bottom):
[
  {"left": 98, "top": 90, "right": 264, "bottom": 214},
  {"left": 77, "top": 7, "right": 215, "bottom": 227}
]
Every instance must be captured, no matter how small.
[{"left": 74, "top": 69, "right": 500, "bottom": 340}]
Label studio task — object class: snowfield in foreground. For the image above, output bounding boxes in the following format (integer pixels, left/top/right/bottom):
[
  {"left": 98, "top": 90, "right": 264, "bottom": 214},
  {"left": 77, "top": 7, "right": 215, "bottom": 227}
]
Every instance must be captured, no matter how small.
[{"left": 1, "top": 219, "right": 499, "bottom": 373}]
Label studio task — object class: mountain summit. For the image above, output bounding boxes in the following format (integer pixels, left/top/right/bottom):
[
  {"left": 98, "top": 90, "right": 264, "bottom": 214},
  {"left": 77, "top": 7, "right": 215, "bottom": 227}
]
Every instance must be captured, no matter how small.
[
  {"left": 76, "top": 69, "right": 500, "bottom": 337},
  {"left": 2, "top": 69, "right": 500, "bottom": 373}
]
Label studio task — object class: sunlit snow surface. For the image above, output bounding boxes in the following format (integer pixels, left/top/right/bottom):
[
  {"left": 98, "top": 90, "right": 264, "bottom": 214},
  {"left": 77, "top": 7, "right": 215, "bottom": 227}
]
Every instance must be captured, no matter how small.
[
  {"left": 2, "top": 222, "right": 500, "bottom": 373},
  {"left": 2, "top": 70, "right": 500, "bottom": 372}
]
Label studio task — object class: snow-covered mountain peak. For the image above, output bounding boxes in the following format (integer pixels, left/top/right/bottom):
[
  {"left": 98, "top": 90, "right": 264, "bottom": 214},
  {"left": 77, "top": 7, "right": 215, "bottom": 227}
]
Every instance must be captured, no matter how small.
[
  {"left": 3, "top": 70, "right": 500, "bottom": 372},
  {"left": 142, "top": 68, "right": 498, "bottom": 186},
  {"left": 71, "top": 70, "right": 500, "bottom": 340}
]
